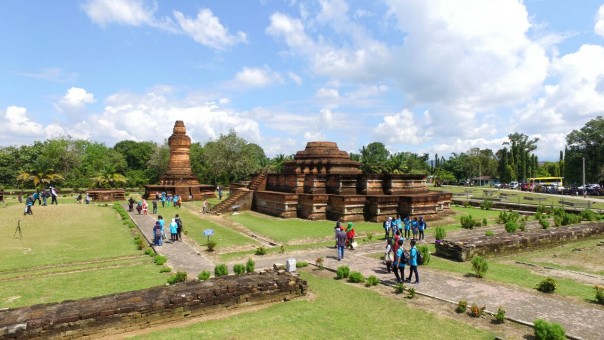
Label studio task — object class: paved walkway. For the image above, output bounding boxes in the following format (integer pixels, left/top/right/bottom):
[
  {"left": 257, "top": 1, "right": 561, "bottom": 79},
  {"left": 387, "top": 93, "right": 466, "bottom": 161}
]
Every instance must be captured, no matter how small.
[
  {"left": 127, "top": 207, "right": 604, "bottom": 339},
  {"left": 127, "top": 206, "right": 215, "bottom": 277}
]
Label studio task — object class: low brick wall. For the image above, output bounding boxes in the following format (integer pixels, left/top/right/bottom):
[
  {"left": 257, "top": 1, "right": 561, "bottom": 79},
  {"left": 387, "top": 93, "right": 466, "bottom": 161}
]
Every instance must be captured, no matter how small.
[
  {"left": 435, "top": 222, "right": 604, "bottom": 261},
  {"left": 0, "top": 271, "right": 307, "bottom": 339}
]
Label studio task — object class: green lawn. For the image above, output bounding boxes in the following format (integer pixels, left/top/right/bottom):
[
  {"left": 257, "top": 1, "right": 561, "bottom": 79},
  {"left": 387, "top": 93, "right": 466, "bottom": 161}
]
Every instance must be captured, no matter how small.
[
  {"left": 227, "top": 212, "right": 383, "bottom": 244},
  {"left": 132, "top": 271, "right": 494, "bottom": 340},
  {"left": 0, "top": 203, "right": 169, "bottom": 308}
]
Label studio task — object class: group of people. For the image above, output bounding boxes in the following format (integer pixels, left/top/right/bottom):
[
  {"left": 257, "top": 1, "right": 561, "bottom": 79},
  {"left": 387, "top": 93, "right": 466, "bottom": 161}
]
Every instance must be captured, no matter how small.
[
  {"left": 334, "top": 221, "right": 356, "bottom": 261},
  {"left": 22, "top": 187, "right": 59, "bottom": 215},
  {"left": 75, "top": 192, "right": 92, "bottom": 204},
  {"left": 383, "top": 215, "right": 427, "bottom": 241},
  {"left": 384, "top": 236, "right": 421, "bottom": 284},
  {"left": 152, "top": 214, "right": 184, "bottom": 246},
  {"left": 159, "top": 192, "right": 182, "bottom": 208}
]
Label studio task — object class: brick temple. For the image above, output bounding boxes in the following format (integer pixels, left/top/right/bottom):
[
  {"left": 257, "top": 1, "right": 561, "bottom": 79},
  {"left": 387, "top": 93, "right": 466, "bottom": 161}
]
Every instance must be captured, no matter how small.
[
  {"left": 144, "top": 121, "right": 215, "bottom": 201},
  {"left": 217, "top": 141, "right": 452, "bottom": 222}
]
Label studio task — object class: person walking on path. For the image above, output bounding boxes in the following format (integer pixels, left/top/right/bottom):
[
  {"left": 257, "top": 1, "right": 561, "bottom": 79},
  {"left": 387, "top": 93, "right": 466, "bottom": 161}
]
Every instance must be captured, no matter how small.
[
  {"left": 336, "top": 227, "right": 347, "bottom": 261},
  {"left": 128, "top": 197, "right": 135, "bottom": 212},
  {"left": 142, "top": 199, "right": 148, "bottom": 215},
  {"left": 169, "top": 218, "right": 178, "bottom": 243},
  {"left": 384, "top": 238, "right": 393, "bottom": 273},
  {"left": 175, "top": 214, "right": 183, "bottom": 241},
  {"left": 346, "top": 222, "right": 356, "bottom": 250},
  {"left": 383, "top": 216, "right": 392, "bottom": 239},
  {"left": 418, "top": 216, "right": 427, "bottom": 240},
  {"left": 153, "top": 220, "right": 163, "bottom": 246},
  {"left": 41, "top": 190, "right": 48, "bottom": 206},
  {"left": 407, "top": 239, "right": 420, "bottom": 284},
  {"left": 24, "top": 195, "right": 34, "bottom": 215},
  {"left": 393, "top": 239, "right": 407, "bottom": 283},
  {"left": 152, "top": 198, "right": 158, "bottom": 214}
]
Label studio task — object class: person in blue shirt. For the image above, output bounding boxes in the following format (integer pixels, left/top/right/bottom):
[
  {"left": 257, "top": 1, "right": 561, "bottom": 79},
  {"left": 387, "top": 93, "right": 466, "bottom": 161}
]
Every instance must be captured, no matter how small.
[
  {"left": 395, "top": 215, "right": 402, "bottom": 234},
  {"left": 418, "top": 216, "right": 427, "bottom": 240},
  {"left": 407, "top": 240, "right": 420, "bottom": 284},
  {"left": 411, "top": 217, "right": 419, "bottom": 240},
  {"left": 403, "top": 216, "right": 411, "bottom": 239}
]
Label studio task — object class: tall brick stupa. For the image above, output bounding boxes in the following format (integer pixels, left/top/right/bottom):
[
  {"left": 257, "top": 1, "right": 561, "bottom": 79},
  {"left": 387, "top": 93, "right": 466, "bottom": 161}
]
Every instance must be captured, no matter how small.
[{"left": 144, "top": 121, "right": 215, "bottom": 201}]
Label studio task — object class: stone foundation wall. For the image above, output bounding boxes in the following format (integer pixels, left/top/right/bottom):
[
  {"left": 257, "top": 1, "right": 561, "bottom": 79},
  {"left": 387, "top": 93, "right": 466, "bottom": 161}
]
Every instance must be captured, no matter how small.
[
  {"left": 435, "top": 222, "right": 604, "bottom": 261},
  {"left": 298, "top": 193, "right": 328, "bottom": 220},
  {"left": 0, "top": 271, "right": 307, "bottom": 339},
  {"left": 253, "top": 191, "right": 299, "bottom": 218}
]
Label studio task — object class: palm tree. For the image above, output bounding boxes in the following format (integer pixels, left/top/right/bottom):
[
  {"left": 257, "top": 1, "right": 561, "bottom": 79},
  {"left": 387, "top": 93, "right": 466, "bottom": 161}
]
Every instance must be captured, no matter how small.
[
  {"left": 90, "top": 168, "right": 127, "bottom": 189},
  {"left": 268, "top": 154, "right": 293, "bottom": 173},
  {"left": 16, "top": 161, "right": 64, "bottom": 189},
  {"left": 385, "top": 153, "right": 409, "bottom": 174}
]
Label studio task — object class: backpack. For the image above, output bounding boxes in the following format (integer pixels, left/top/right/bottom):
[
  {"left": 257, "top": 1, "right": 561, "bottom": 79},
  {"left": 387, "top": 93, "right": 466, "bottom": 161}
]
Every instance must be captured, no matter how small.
[
  {"left": 402, "top": 249, "right": 410, "bottom": 265},
  {"left": 383, "top": 220, "right": 388, "bottom": 230},
  {"left": 416, "top": 248, "right": 424, "bottom": 265},
  {"left": 176, "top": 218, "right": 182, "bottom": 229}
]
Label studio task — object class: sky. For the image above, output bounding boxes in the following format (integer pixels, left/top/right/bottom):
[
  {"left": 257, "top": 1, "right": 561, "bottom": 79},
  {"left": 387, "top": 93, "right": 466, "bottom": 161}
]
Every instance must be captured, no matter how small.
[{"left": 1, "top": 0, "right": 604, "bottom": 161}]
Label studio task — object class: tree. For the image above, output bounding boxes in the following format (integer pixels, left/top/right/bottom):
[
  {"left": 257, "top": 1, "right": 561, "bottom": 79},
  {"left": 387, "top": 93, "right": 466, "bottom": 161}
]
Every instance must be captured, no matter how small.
[
  {"left": 16, "top": 159, "right": 65, "bottom": 189},
  {"left": 565, "top": 116, "right": 604, "bottom": 184},
  {"left": 90, "top": 167, "right": 127, "bottom": 189},
  {"left": 359, "top": 142, "right": 389, "bottom": 174},
  {"left": 268, "top": 154, "right": 293, "bottom": 173},
  {"left": 502, "top": 133, "right": 539, "bottom": 181}
]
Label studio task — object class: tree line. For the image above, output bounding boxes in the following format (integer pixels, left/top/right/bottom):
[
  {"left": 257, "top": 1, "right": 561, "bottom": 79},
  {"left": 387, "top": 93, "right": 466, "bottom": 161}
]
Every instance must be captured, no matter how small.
[{"left": 0, "top": 117, "right": 602, "bottom": 190}]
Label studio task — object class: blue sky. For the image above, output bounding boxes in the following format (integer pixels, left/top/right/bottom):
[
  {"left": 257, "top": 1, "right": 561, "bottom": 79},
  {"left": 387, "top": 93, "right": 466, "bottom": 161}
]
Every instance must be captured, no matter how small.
[{"left": 2, "top": 0, "right": 604, "bottom": 161}]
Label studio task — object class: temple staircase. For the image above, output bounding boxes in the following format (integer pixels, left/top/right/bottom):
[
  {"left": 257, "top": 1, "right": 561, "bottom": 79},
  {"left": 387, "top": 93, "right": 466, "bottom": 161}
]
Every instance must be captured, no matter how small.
[{"left": 210, "top": 170, "right": 268, "bottom": 215}]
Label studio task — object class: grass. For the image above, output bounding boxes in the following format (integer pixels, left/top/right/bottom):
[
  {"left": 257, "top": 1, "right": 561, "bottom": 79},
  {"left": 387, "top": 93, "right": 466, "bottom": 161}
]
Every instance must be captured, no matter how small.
[
  {"left": 218, "top": 240, "right": 337, "bottom": 262},
  {"left": 227, "top": 212, "right": 382, "bottom": 243},
  {"left": 159, "top": 204, "right": 257, "bottom": 249},
  {"left": 131, "top": 270, "right": 494, "bottom": 340},
  {"left": 0, "top": 202, "right": 169, "bottom": 308}
]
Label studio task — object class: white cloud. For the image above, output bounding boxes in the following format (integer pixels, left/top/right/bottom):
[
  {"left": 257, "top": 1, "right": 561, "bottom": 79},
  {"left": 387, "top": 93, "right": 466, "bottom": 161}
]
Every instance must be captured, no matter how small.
[
  {"left": 174, "top": 9, "right": 247, "bottom": 50},
  {"left": 233, "top": 66, "right": 283, "bottom": 88},
  {"left": 82, "top": 0, "right": 154, "bottom": 26},
  {"left": 0, "top": 106, "right": 45, "bottom": 143},
  {"left": 17, "top": 67, "right": 78, "bottom": 83},
  {"left": 373, "top": 109, "right": 429, "bottom": 145},
  {"left": 55, "top": 87, "right": 96, "bottom": 120},
  {"left": 288, "top": 72, "right": 303, "bottom": 85},
  {"left": 595, "top": 4, "right": 604, "bottom": 38}
]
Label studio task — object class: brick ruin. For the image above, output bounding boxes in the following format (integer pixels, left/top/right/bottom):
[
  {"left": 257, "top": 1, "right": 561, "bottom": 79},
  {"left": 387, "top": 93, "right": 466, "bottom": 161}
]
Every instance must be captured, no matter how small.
[
  {"left": 0, "top": 271, "right": 307, "bottom": 339},
  {"left": 435, "top": 221, "right": 604, "bottom": 261},
  {"left": 144, "top": 121, "right": 215, "bottom": 201},
  {"left": 252, "top": 141, "right": 452, "bottom": 222}
]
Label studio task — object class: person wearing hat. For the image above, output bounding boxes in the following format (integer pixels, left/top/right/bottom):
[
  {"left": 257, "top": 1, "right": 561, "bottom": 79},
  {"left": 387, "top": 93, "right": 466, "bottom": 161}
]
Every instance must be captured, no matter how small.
[{"left": 346, "top": 222, "right": 356, "bottom": 250}]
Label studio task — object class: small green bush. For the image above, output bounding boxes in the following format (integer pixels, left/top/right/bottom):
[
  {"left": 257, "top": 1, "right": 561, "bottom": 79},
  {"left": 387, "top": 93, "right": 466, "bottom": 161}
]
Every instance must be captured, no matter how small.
[
  {"left": 280, "top": 244, "right": 285, "bottom": 254},
  {"left": 480, "top": 200, "right": 493, "bottom": 210},
  {"left": 581, "top": 209, "right": 598, "bottom": 221},
  {"left": 533, "top": 319, "right": 566, "bottom": 340},
  {"left": 336, "top": 265, "right": 350, "bottom": 279},
  {"left": 494, "top": 306, "right": 506, "bottom": 324},
  {"left": 365, "top": 275, "right": 380, "bottom": 287},
  {"left": 482, "top": 218, "right": 487, "bottom": 226},
  {"left": 316, "top": 256, "right": 324, "bottom": 270},
  {"left": 536, "top": 205, "right": 552, "bottom": 215},
  {"left": 536, "top": 278, "right": 557, "bottom": 293},
  {"left": 594, "top": 285, "right": 604, "bottom": 304},
  {"left": 214, "top": 264, "right": 228, "bottom": 277},
  {"left": 348, "top": 271, "right": 365, "bottom": 283},
  {"left": 154, "top": 255, "right": 167, "bottom": 265},
  {"left": 497, "top": 210, "right": 519, "bottom": 224},
  {"left": 159, "top": 266, "right": 171, "bottom": 273},
  {"left": 469, "top": 303, "right": 485, "bottom": 317},
  {"left": 144, "top": 248, "right": 155, "bottom": 256},
  {"left": 455, "top": 300, "right": 467, "bottom": 313},
  {"left": 539, "top": 217, "right": 550, "bottom": 229},
  {"left": 462, "top": 201, "right": 470, "bottom": 208},
  {"left": 553, "top": 215, "right": 562, "bottom": 227},
  {"left": 255, "top": 246, "right": 267, "bottom": 255},
  {"left": 434, "top": 226, "right": 446, "bottom": 241},
  {"left": 471, "top": 256, "right": 488, "bottom": 278},
  {"left": 460, "top": 214, "right": 477, "bottom": 229},
  {"left": 198, "top": 270, "right": 211, "bottom": 281},
  {"left": 246, "top": 258, "right": 255, "bottom": 273},
  {"left": 296, "top": 261, "right": 309, "bottom": 268},
  {"left": 485, "top": 230, "right": 494, "bottom": 237},
  {"left": 518, "top": 216, "right": 527, "bottom": 231},
  {"left": 366, "top": 232, "right": 373, "bottom": 241},
  {"left": 233, "top": 263, "right": 246, "bottom": 275},
  {"left": 417, "top": 245, "right": 431, "bottom": 265},
  {"left": 407, "top": 287, "right": 416, "bottom": 299},
  {"left": 394, "top": 283, "right": 406, "bottom": 294},
  {"left": 504, "top": 221, "right": 518, "bottom": 233},
  {"left": 206, "top": 240, "right": 217, "bottom": 252},
  {"left": 167, "top": 271, "right": 187, "bottom": 284}
]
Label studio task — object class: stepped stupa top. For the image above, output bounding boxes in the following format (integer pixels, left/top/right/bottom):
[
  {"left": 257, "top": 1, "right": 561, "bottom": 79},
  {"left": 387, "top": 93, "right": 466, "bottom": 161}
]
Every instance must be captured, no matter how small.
[{"left": 282, "top": 141, "right": 362, "bottom": 175}]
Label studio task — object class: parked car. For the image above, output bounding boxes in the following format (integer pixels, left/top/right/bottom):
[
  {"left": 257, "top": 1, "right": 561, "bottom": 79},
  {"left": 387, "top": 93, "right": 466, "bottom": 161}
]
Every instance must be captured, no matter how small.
[
  {"left": 509, "top": 181, "right": 519, "bottom": 189},
  {"left": 520, "top": 182, "right": 530, "bottom": 191},
  {"left": 493, "top": 182, "right": 502, "bottom": 188}
]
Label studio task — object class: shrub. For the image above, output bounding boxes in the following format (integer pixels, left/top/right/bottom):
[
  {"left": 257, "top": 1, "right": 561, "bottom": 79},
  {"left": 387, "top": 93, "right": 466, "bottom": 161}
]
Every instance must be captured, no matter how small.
[
  {"left": 316, "top": 256, "right": 324, "bottom": 270},
  {"left": 366, "top": 232, "right": 373, "bottom": 241},
  {"left": 485, "top": 230, "right": 494, "bottom": 237},
  {"left": 471, "top": 256, "right": 488, "bottom": 278},
  {"left": 553, "top": 215, "right": 562, "bottom": 227},
  {"left": 198, "top": 270, "right": 211, "bottom": 281},
  {"left": 592, "top": 285, "right": 604, "bottom": 304},
  {"left": 144, "top": 248, "right": 155, "bottom": 256},
  {"left": 581, "top": 209, "right": 597, "bottom": 221},
  {"left": 167, "top": 271, "right": 187, "bottom": 284},
  {"left": 504, "top": 221, "right": 518, "bottom": 233},
  {"left": 533, "top": 319, "right": 566, "bottom": 340},
  {"left": 365, "top": 275, "right": 380, "bottom": 287},
  {"left": 462, "top": 201, "right": 470, "bottom": 208},
  {"left": 536, "top": 205, "right": 552, "bottom": 215},
  {"left": 518, "top": 216, "right": 527, "bottom": 231},
  {"left": 539, "top": 217, "right": 550, "bottom": 229},
  {"left": 482, "top": 218, "right": 487, "bottom": 226},
  {"left": 469, "top": 303, "right": 485, "bottom": 317},
  {"left": 417, "top": 245, "right": 431, "bottom": 265},
  {"left": 348, "top": 271, "right": 365, "bottom": 283},
  {"left": 233, "top": 263, "right": 246, "bottom": 275},
  {"left": 246, "top": 258, "right": 255, "bottom": 273},
  {"left": 280, "top": 245, "right": 285, "bottom": 254},
  {"left": 255, "top": 246, "right": 267, "bottom": 255},
  {"left": 159, "top": 266, "right": 171, "bottom": 273},
  {"left": 455, "top": 300, "right": 468, "bottom": 313},
  {"left": 480, "top": 200, "right": 493, "bottom": 210},
  {"left": 394, "top": 283, "right": 406, "bottom": 294},
  {"left": 336, "top": 265, "right": 350, "bottom": 279},
  {"left": 296, "top": 261, "right": 309, "bottom": 268},
  {"left": 460, "top": 215, "right": 477, "bottom": 229},
  {"left": 536, "top": 278, "right": 557, "bottom": 293},
  {"left": 407, "top": 287, "right": 416, "bottom": 299},
  {"left": 434, "top": 226, "right": 446, "bottom": 241},
  {"left": 206, "top": 240, "right": 217, "bottom": 252},
  {"left": 494, "top": 306, "right": 506, "bottom": 324},
  {"left": 497, "top": 210, "right": 519, "bottom": 224},
  {"left": 134, "top": 237, "right": 144, "bottom": 250},
  {"left": 154, "top": 255, "right": 167, "bottom": 265},
  {"left": 214, "top": 264, "right": 228, "bottom": 277}
]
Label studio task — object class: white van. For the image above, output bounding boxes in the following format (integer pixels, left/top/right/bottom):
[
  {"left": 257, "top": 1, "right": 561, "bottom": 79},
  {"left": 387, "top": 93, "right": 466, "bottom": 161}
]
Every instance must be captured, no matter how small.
[{"left": 509, "top": 181, "right": 519, "bottom": 189}]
